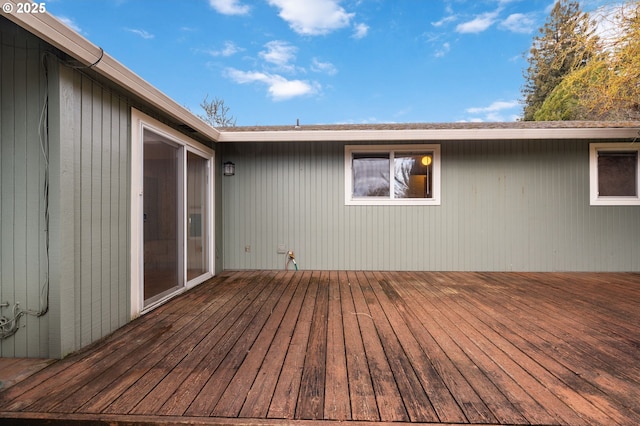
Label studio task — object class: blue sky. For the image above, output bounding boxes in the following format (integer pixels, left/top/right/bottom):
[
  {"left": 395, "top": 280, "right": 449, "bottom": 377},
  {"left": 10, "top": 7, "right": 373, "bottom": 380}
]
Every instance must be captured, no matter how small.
[{"left": 47, "top": 0, "right": 610, "bottom": 125}]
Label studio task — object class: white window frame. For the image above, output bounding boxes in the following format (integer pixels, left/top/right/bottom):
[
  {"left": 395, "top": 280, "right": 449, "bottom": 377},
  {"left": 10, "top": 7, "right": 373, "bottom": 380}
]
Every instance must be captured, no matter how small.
[
  {"left": 345, "top": 144, "right": 441, "bottom": 206},
  {"left": 589, "top": 142, "right": 640, "bottom": 206}
]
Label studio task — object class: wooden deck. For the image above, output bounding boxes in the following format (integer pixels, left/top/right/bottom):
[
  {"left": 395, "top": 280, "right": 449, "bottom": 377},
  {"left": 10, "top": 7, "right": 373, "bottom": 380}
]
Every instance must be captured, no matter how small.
[{"left": 1, "top": 270, "right": 639, "bottom": 425}]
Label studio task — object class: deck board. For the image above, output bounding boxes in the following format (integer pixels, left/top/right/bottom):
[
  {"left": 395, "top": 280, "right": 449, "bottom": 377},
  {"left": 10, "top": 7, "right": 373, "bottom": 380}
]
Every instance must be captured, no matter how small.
[
  {"left": 1, "top": 270, "right": 639, "bottom": 426},
  {"left": 475, "top": 272, "right": 640, "bottom": 417},
  {"left": 238, "top": 270, "right": 309, "bottom": 418},
  {"left": 0, "top": 359, "right": 55, "bottom": 391},
  {"left": 324, "top": 271, "right": 350, "bottom": 421},
  {"left": 398, "top": 272, "right": 530, "bottom": 425},
  {"left": 351, "top": 270, "right": 409, "bottom": 422},
  {"left": 363, "top": 272, "right": 439, "bottom": 423},
  {"left": 339, "top": 271, "right": 379, "bottom": 422},
  {"left": 296, "top": 270, "right": 329, "bottom": 420},
  {"left": 267, "top": 270, "right": 318, "bottom": 420}
]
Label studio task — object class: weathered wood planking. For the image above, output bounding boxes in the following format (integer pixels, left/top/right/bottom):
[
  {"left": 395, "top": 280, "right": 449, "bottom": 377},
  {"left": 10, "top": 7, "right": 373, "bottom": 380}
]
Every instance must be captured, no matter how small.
[{"left": 1, "top": 270, "right": 639, "bottom": 426}]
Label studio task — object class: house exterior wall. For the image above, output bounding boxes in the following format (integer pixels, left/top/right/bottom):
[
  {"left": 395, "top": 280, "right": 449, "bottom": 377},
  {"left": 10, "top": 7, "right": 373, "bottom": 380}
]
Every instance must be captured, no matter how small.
[
  {"left": 220, "top": 139, "right": 640, "bottom": 272},
  {"left": 1, "top": 17, "right": 131, "bottom": 358},
  {"left": 0, "top": 17, "right": 50, "bottom": 357},
  {"left": 48, "top": 64, "right": 131, "bottom": 359}
]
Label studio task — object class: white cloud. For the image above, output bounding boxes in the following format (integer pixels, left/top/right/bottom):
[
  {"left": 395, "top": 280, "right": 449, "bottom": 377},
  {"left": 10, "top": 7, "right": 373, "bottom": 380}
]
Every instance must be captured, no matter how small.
[
  {"left": 456, "top": 11, "right": 500, "bottom": 33},
  {"left": 467, "top": 100, "right": 520, "bottom": 113},
  {"left": 260, "top": 41, "right": 298, "bottom": 68},
  {"left": 434, "top": 42, "right": 451, "bottom": 58},
  {"left": 126, "top": 28, "right": 154, "bottom": 39},
  {"left": 226, "top": 68, "right": 320, "bottom": 101},
  {"left": 336, "top": 117, "right": 383, "bottom": 125},
  {"left": 466, "top": 100, "right": 521, "bottom": 121},
  {"left": 353, "top": 23, "right": 369, "bottom": 39},
  {"left": 500, "top": 13, "right": 536, "bottom": 33},
  {"left": 432, "top": 15, "right": 457, "bottom": 27},
  {"left": 267, "top": 0, "right": 354, "bottom": 35},
  {"left": 209, "top": 0, "right": 250, "bottom": 15},
  {"left": 207, "top": 41, "right": 243, "bottom": 57},
  {"left": 311, "top": 58, "right": 337, "bottom": 75},
  {"left": 591, "top": 3, "right": 631, "bottom": 51}
]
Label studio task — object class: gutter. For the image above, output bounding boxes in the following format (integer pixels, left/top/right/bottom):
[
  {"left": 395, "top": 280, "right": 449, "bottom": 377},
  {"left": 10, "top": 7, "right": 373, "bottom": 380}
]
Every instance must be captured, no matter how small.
[
  {"left": 3, "top": 1, "right": 221, "bottom": 143},
  {"left": 217, "top": 127, "right": 640, "bottom": 143}
]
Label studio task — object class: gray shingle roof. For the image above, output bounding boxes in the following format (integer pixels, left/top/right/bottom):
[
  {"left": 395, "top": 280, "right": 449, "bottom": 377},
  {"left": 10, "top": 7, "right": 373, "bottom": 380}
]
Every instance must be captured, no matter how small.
[{"left": 220, "top": 121, "right": 640, "bottom": 133}]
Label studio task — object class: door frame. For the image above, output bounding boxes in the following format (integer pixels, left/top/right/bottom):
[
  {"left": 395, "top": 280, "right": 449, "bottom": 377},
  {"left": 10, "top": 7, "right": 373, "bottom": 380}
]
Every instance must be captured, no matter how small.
[{"left": 130, "top": 108, "right": 215, "bottom": 317}]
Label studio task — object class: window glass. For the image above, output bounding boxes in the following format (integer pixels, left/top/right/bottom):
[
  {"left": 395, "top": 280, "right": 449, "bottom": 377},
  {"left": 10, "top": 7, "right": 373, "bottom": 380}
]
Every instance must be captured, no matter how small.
[
  {"left": 345, "top": 144, "right": 440, "bottom": 205},
  {"left": 143, "top": 133, "right": 181, "bottom": 304},
  {"left": 352, "top": 153, "right": 390, "bottom": 197},
  {"left": 590, "top": 143, "right": 640, "bottom": 206},
  {"left": 598, "top": 151, "right": 638, "bottom": 196},
  {"left": 187, "top": 151, "right": 209, "bottom": 281},
  {"left": 394, "top": 153, "right": 433, "bottom": 199}
]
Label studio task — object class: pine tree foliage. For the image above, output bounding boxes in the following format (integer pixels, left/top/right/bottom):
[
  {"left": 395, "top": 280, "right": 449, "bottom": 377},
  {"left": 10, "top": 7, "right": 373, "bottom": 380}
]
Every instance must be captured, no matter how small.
[
  {"left": 568, "top": 2, "right": 640, "bottom": 120},
  {"left": 534, "top": 1, "right": 640, "bottom": 121},
  {"left": 521, "top": 0, "right": 597, "bottom": 121}
]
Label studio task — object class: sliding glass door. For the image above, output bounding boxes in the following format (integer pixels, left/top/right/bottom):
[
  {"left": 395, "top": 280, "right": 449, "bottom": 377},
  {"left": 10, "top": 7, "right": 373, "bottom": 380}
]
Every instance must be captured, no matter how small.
[
  {"left": 187, "top": 151, "right": 209, "bottom": 281},
  {"left": 143, "top": 132, "right": 182, "bottom": 304},
  {"left": 142, "top": 128, "right": 212, "bottom": 308}
]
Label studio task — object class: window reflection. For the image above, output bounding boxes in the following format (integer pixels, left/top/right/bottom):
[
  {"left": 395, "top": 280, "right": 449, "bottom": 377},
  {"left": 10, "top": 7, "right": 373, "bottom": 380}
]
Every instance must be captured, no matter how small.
[
  {"left": 352, "top": 153, "right": 390, "bottom": 197},
  {"left": 394, "top": 153, "right": 433, "bottom": 199},
  {"left": 187, "top": 151, "right": 209, "bottom": 281},
  {"left": 598, "top": 151, "right": 638, "bottom": 197}
]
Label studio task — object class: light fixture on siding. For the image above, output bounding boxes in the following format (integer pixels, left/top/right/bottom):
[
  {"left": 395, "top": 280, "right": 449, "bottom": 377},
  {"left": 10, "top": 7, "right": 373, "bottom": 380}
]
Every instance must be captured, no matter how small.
[{"left": 223, "top": 161, "right": 235, "bottom": 176}]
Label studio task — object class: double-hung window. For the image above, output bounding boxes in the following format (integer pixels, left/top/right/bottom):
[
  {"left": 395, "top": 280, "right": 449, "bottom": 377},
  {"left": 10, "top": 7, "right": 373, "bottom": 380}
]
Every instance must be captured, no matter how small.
[
  {"left": 590, "top": 143, "right": 640, "bottom": 205},
  {"left": 345, "top": 144, "right": 441, "bottom": 205}
]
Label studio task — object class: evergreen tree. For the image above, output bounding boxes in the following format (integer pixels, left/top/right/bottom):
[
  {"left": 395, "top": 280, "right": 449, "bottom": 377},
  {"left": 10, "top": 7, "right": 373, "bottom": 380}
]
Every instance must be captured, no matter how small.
[
  {"left": 534, "top": 1, "right": 639, "bottom": 121},
  {"left": 572, "top": 2, "right": 640, "bottom": 120},
  {"left": 521, "top": 0, "right": 597, "bottom": 121}
]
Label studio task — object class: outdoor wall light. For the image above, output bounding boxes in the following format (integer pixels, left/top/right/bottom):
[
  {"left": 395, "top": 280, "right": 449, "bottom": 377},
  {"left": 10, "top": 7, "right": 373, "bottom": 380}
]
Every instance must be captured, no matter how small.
[{"left": 223, "top": 161, "right": 235, "bottom": 176}]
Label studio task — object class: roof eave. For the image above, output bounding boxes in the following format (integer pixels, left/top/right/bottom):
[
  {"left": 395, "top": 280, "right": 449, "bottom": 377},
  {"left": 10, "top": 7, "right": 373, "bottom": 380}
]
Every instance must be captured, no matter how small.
[
  {"left": 217, "top": 127, "right": 640, "bottom": 143},
  {"left": 4, "top": 2, "right": 221, "bottom": 143},
  {"left": 7, "top": 4, "right": 638, "bottom": 145}
]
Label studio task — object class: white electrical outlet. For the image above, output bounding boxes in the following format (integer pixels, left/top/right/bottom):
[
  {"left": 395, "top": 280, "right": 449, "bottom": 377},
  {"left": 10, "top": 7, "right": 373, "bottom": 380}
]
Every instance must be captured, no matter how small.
[
  {"left": 277, "top": 244, "right": 287, "bottom": 254},
  {"left": 245, "top": 245, "right": 251, "bottom": 253}
]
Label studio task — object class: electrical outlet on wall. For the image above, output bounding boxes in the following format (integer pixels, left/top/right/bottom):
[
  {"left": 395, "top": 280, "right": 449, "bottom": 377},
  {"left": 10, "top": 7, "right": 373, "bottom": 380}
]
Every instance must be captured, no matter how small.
[
  {"left": 245, "top": 245, "right": 251, "bottom": 253},
  {"left": 277, "top": 244, "right": 287, "bottom": 254}
]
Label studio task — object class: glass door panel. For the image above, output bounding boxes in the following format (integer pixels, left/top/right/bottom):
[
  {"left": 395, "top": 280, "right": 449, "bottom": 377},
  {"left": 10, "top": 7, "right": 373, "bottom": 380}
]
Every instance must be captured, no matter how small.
[
  {"left": 187, "top": 151, "right": 209, "bottom": 281},
  {"left": 143, "top": 131, "right": 182, "bottom": 305}
]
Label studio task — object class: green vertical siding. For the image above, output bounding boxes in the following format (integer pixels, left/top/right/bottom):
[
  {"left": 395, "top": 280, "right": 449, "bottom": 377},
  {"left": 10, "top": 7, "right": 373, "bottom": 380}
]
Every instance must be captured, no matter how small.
[
  {"left": 1, "top": 17, "right": 131, "bottom": 358},
  {"left": 49, "top": 65, "right": 130, "bottom": 358},
  {"left": 0, "top": 18, "right": 50, "bottom": 357},
  {"left": 221, "top": 140, "right": 640, "bottom": 272}
]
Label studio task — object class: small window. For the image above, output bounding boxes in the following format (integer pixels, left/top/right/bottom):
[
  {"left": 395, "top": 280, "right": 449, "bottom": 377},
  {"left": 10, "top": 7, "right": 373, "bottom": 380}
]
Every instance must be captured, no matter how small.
[
  {"left": 590, "top": 143, "right": 640, "bottom": 205},
  {"left": 345, "top": 144, "right": 440, "bottom": 205}
]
